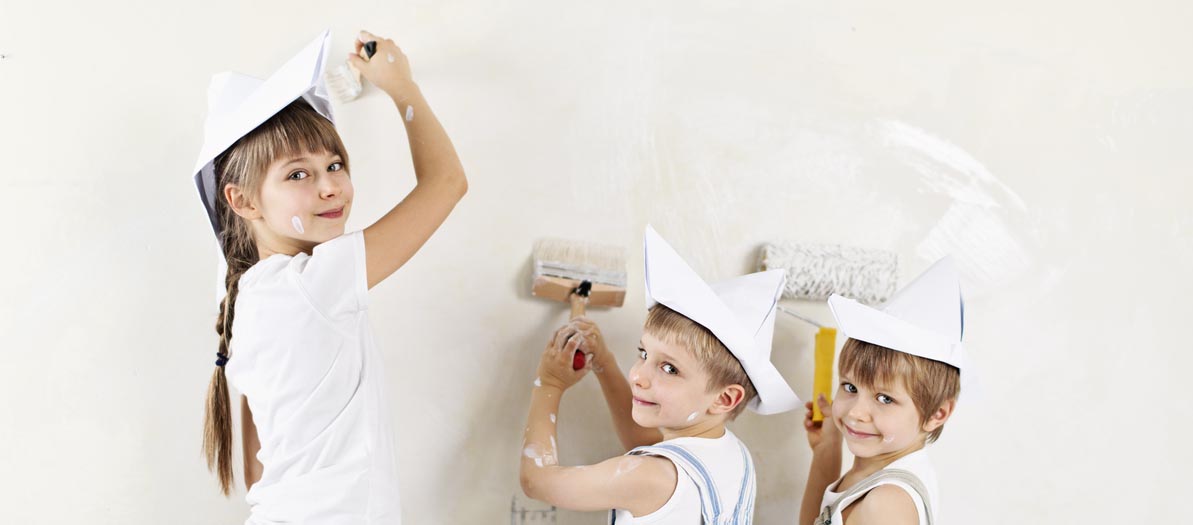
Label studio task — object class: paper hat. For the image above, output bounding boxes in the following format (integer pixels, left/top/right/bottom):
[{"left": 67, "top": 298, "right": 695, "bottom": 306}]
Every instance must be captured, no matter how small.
[
  {"left": 828, "top": 257, "right": 967, "bottom": 375},
  {"left": 192, "top": 29, "right": 335, "bottom": 244},
  {"left": 643, "top": 225, "right": 800, "bottom": 415}
]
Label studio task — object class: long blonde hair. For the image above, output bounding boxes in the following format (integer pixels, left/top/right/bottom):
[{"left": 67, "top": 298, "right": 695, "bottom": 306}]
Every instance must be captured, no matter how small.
[{"left": 203, "top": 99, "right": 349, "bottom": 495}]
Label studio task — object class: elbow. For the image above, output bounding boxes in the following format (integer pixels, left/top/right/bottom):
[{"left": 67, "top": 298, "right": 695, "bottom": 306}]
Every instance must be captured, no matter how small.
[{"left": 519, "top": 467, "right": 541, "bottom": 500}]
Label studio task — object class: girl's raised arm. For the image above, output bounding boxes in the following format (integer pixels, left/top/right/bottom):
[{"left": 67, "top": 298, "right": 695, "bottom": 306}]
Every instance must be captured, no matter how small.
[{"left": 348, "top": 31, "right": 468, "bottom": 289}]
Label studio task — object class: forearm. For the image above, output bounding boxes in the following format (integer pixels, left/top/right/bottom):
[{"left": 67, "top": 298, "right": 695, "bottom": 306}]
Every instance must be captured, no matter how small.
[
  {"left": 799, "top": 447, "right": 843, "bottom": 525},
  {"left": 520, "top": 384, "right": 564, "bottom": 499},
  {"left": 388, "top": 85, "right": 466, "bottom": 191},
  {"left": 593, "top": 352, "right": 662, "bottom": 450}
]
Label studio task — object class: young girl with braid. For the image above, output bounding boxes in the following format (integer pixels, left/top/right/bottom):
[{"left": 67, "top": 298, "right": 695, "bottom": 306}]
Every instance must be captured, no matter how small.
[{"left": 192, "top": 31, "right": 466, "bottom": 524}]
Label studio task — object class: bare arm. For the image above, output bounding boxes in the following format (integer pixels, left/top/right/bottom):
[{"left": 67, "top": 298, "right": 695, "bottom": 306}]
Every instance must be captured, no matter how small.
[
  {"left": 519, "top": 324, "right": 676, "bottom": 515},
  {"left": 240, "top": 395, "right": 263, "bottom": 490},
  {"left": 347, "top": 32, "right": 468, "bottom": 290},
  {"left": 571, "top": 317, "right": 663, "bottom": 450},
  {"left": 842, "top": 485, "right": 920, "bottom": 525},
  {"left": 799, "top": 396, "right": 843, "bottom": 525}
]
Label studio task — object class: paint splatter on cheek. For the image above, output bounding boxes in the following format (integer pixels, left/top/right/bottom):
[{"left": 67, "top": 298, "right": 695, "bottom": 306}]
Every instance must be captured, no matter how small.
[
  {"left": 291, "top": 216, "right": 305, "bottom": 234},
  {"left": 687, "top": 411, "right": 698, "bottom": 422}
]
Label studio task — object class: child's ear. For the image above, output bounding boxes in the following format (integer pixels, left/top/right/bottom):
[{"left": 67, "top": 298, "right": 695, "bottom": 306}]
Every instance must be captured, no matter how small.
[
  {"left": 224, "top": 183, "right": 262, "bottom": 220},
  {"left": 709, "top": 384, "right": 746, "bottom": 416},
  {"left": 922, "top": 399, "right": 956, "bottom": 434}
]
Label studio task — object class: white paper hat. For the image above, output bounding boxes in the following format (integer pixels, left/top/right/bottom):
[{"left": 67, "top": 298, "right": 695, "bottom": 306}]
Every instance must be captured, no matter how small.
[
  {"left": 643, "top": 225, "right": 801, "bottom": 415},
  {"left": 828, "top": 257, "right": 968, "bottom": 381},
  {"left": 192, "top": 29, "right": 335, "bottom": 245}
]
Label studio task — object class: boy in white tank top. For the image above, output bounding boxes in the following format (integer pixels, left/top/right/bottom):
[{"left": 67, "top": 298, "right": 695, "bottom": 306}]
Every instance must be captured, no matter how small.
[
  {"left": 799, "top": 258, "right": 968, "bottom": 525},
  {"left": 519, "top": 225, "right": 803, "bottom": 524}
]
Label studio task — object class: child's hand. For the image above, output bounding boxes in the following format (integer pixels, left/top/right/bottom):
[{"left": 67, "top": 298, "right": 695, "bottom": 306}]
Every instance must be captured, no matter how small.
[
  {"left": 804, "top": 394, "right": 841, "bottom": 453},
  {"left": 347, "top": 30, "right": 416, "bottom": 101},
  {"left": 536, "top": 324, "right": 593, "bottom": 391},
  {"left": 568, "top": 317, "right": 612, "bottom": 372}
]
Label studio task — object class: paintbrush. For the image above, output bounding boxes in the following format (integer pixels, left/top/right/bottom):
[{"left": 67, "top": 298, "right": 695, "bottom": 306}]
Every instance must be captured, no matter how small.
[{"left": 531, "top": 238, "right": 627, "bottom": 369}]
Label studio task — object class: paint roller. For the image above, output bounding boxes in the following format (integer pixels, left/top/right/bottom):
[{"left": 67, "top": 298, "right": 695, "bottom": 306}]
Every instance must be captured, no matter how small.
[
  {"left": 531, "top": 238, "right": 627, "bottom": 369},
  {"left": 759, "top": 242, "right": 897, "bottom": 421}
]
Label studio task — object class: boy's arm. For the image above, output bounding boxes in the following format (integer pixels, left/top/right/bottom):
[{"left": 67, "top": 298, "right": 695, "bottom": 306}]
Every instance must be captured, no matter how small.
[
  {"left": 840, "top": 485, "right": 919, "bottom": 525},
  {"left": 572, "top": 317, "right": 663, "bottom": 450},
  {"left": 520, "top": 324, "right": 675, "bottom": 515},
  {"left": 800, "top": 396, "right": 843, "bottom": 525},
  {"left": 348, "top": 32, "right": 468, "bottom": 290}
]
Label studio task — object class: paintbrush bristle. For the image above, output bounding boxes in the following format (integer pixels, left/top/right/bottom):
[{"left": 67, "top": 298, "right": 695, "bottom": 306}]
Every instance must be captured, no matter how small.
[{"left": 532, "top": 238, "right": 627, "bottom": 288}]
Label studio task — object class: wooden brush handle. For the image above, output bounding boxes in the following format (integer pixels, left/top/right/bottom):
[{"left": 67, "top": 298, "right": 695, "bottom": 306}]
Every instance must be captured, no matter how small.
[{"left": 569, "top": 292, "right": 588, "bottom": 369}]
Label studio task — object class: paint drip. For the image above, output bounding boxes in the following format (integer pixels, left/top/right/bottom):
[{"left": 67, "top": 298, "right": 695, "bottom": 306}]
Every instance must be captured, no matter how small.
[
  {"left": 614, "top": 456, "right": 643, "bottom": 478},
  {"left": 290, "top": 215, "right": 305, "bottom": 234},
  {"left": 405, "top": 105, "right": 414, "bottom": 122}
]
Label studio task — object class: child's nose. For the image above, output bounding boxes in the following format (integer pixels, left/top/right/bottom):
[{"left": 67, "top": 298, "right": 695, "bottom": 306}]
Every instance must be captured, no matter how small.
[{"left": 319, "top": 174, "right": 341, "bottom": 198}]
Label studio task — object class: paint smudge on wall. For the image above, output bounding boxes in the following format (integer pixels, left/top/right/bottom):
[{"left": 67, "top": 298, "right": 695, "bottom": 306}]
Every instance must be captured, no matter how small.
[{"left": 874, "top": 120, "right": 1033, "bottom": 290}]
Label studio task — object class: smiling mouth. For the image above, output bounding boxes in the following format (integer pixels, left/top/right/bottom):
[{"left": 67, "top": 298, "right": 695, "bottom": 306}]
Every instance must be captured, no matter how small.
[
  {"left": 316, "top": 206, "right": 345, "bottom": 218},
  {"left": 844, "top": 424, "right": 880, "bottom": 439},
  {"left": 632, "top": 397, "right": 658, "bottom": 407}
]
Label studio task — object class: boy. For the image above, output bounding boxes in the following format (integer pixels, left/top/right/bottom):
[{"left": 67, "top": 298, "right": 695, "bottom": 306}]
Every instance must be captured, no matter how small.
[
  {"left": 520, "top": 225, "right": 801, "bottom": 523},
  {"left": 800, "top": 257, "right": 966, "bottom": 525}
]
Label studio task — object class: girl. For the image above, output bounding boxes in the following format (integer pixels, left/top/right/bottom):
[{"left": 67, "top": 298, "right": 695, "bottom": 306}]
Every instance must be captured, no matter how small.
[{"left": 196, "top": 31, "right": 466, "bottom": 524}]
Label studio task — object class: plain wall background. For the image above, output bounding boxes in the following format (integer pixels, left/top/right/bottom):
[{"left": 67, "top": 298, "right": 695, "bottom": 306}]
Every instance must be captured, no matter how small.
[{"left": 2, "top": 0, "right": 1190, "bottom": 523}]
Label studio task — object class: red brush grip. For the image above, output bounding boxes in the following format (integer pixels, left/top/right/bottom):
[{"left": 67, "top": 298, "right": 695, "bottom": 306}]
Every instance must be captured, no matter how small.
[{"left": 572, "top": 350, "right": 586, "bottom": 370}]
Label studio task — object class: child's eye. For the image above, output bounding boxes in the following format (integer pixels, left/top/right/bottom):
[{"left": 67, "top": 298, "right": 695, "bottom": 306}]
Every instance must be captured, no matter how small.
[
  {"left": 288, "top": 170, "right": 309, "bottom": 181},
  {"left": 841, "top": 382, "right": 857, "bottom": 394},
  {"left": 877, "top": 394, "right": 894, "bottom": 405},
  {"left": 661, "top": 363, "right": 678, "bottom": 375},
  {"left": 637, "top": 348, "right": 646, "bottom": 360},
  {"left": 328, "top": 162, "right": 344, "bottom": 172}
]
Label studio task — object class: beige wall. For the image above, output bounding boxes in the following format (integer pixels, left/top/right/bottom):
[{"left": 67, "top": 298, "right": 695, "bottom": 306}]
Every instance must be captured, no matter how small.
[{"left": 2, "top": 0, "right": 1190, "bottom": 523}]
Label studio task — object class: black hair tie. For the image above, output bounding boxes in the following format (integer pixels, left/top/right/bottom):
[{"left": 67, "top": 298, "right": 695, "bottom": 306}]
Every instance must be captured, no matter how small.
[{"left": 215, "top": 353, "right": 229, "bottom": 367}]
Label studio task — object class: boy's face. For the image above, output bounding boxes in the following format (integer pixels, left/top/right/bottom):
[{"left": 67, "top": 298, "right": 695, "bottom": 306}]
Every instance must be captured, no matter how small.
[
  {"left": 253, "top": 149, "right": 354, "bottom": 249},
  {"left": 831, "top": 372, "right": 930, "bottom": 457},
  {"left": 628, "top": 332, "right": 722, "bottom": 429}
]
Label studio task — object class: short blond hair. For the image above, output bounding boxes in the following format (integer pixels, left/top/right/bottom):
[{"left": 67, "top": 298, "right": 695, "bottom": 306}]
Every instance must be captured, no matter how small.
[
  {"left": 644, "top": 305, "right": 756, "bottom": 419},
  {"left": 838, "top": 338, "right": 960, "bottom": 443}
]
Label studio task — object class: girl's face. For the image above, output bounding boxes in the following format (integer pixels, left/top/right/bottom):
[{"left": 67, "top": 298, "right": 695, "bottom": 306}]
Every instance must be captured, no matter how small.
[
  {"left": 831, "top": 373, "right": 928, "bottom": 458},
  {"left": 255, "top": 149, "right": 353, "bottom": 249},
  {"left": 628, "top": 332, "right": 721, "bottom": 429}
]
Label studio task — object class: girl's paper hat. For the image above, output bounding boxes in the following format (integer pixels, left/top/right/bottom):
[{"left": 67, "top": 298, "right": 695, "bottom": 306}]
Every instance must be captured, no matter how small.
[
  {"left": 643, "top": 225, "right": 800, "bottom": 415},
  {"left": 191, "top": 29, "right": 335, "bottom": 245},
  {"left": 827, "top": 257, "right": 968, "bottom": 379}
]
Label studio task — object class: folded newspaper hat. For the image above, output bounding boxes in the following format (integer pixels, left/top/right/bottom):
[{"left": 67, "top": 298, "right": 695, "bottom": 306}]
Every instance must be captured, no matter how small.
[
  {"left": 191, "top": 29, "right": 334, "bottom": 245},
  {"left": 643, "top": 225, "right": 800, "bottom": 415},
  {"left": 828, "top": 257, "right": 967, "bottom": 379}
]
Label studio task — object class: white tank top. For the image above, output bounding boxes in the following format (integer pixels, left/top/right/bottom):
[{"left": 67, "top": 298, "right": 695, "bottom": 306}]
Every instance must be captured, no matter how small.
[
  {"left": 226, "top": 231, "right": 402, "bottom": 524},
  {"left": 819, "top": 449, "right": 938, "bottom": 525},
  {"left": 610, "top": 429, "right": 755, "bottom": 524}
]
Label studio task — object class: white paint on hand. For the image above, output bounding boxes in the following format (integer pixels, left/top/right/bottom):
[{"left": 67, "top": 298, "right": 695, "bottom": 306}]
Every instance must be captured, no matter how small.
[
  {"left": 387, "top": 52, "right": 396, "bottom": 63},
  {"left": 290, "top": 215, "right": 305, "bottom": 234}
]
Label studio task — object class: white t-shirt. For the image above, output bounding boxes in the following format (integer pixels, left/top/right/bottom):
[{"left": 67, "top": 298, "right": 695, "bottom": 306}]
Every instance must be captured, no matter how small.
[
  {"left": 225, "top": 231, "right": 401, "bottom": 524},
  {"left": 820, "top": 449, "right": 938, "bottom": 525},
  {"left": 611, "top": 429, "right": 755, "bottom": 524}
]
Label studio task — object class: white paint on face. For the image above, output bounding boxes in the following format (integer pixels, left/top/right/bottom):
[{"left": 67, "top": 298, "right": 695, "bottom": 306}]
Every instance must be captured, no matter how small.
[
  {"left": 405, "top": 105, "right": 414, "bottom": 122},
  {"left": 290, "top": 215, "right": 305, "bottom": 234},
  {"left": 687, "top": 411, "right": 699, "bottom": 422}
]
